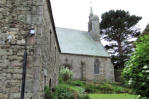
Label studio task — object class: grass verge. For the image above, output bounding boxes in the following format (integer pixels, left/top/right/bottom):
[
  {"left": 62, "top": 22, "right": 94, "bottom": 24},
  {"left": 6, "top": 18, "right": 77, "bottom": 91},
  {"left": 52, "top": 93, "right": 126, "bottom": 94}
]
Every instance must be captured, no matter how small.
[{"left": 89, "top": 93, "right": 137, "bottom": 99}]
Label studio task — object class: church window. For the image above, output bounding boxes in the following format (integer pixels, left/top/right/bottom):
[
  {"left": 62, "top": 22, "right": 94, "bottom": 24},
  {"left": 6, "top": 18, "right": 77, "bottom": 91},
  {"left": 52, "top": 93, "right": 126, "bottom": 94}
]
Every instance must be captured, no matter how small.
[
  {"left": 49, "top": 79, "right": 52, "bottom": 88},
  {"left": 94, "top": 59, "right": 100, "bottom": 74},
  {"left": 90, "top": 22, "right": 92, "bottom": 31},
  {"left": 88, "top": 22, "right": 92, "bottom": 32},
  {"left": 44, "top": 75, "right": 46, "bottom": 86}
]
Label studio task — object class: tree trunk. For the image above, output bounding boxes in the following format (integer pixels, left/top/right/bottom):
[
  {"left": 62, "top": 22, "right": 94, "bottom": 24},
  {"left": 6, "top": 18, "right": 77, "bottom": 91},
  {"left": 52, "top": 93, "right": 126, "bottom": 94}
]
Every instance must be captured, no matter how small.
[{"left": 117, "top": 40, "right": 123, "bottom": 69}]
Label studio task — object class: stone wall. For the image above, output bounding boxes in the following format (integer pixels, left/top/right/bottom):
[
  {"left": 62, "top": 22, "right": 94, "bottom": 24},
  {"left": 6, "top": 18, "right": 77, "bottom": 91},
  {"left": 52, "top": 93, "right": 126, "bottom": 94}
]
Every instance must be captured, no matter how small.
[
  {"left": 60, "top": 54, "right": 114, "bottom": 82},
  {"left": 0, "top": 0, "right": 60, "bottom": 99}
]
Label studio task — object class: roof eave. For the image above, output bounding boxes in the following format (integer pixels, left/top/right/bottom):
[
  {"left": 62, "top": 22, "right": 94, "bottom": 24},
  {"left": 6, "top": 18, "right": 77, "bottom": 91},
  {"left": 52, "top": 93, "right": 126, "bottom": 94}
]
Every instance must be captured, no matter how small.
[{"left": 60, "top": 52, "right": 111, "bottom": 58}]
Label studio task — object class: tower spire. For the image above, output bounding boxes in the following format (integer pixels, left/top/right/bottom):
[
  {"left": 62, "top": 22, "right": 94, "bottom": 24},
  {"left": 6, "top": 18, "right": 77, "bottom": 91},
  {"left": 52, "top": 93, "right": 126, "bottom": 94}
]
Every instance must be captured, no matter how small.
[
  {"left": 90, "top": 7, "right": 93, "bottom": 16},
  {"left": 89, "top": 1, "right": 93, "bottom": 16},
  {"left": 88, "top": 1, "right": 100, "bottom": 41}
]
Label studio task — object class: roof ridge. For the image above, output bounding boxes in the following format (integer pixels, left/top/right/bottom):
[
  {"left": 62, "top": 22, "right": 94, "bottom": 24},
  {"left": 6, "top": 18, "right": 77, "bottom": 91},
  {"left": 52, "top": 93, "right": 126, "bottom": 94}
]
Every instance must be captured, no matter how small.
[{"left": 56, "top": 27, "right": 88, "bottom": 33}]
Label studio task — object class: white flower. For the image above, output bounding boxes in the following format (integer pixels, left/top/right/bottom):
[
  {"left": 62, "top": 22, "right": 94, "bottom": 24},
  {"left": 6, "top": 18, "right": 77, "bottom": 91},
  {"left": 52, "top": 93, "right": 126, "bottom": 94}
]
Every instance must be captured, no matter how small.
[
  {"left": 142, "top": 70, "right": 145, "bottom": 73},
  {"left": 137, "top": 95, "right": 141, "bottom": 99},
  {"left": 128, "top": 78, "right": 133, "bottom": 85},
  {"left": 146, "top": 70, "right": 149, "bottom": 73},
  {"left": 143, "top": 65, "right": 148, "bottom": 69}
]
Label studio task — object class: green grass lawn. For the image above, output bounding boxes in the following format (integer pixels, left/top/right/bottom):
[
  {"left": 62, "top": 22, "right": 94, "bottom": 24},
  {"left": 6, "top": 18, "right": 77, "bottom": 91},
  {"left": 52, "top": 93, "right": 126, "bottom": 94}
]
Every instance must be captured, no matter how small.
[{"left": 89, "top": 93, "right": 137, "bottom": 99}]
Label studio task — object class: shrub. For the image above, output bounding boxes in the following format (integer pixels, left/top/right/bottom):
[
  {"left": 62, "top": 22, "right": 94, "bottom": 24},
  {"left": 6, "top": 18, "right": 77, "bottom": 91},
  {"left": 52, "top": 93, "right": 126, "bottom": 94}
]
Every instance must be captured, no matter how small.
[
  {"left": 67, "top": 80, "right": 132, "bottom": 94},
  {"left": 55, "top": 84, "right": 75, "bottom": 99},
  {"left": 122, "top": 35, "right": 149, "bottom": 98},
  {"left": 96, "top": 83, "right": 113, "bottom": 93},
  {"left": 44, "top": 85, "right": 75, "bottom": 99},
  {"left": 59, "top": 67, "right": 73, "bottom": 82},
  {"left": 68, "top": 80, "right": 85, "bottom": 87},
  {"left": 84, "top": 84, "right": 96, "bottom": 93},
  {"left": 44, "top": 86, "right": 54, "bottom": 99},
  {"left": 83, "top": 82, "right": 132, "bottom": 94}
]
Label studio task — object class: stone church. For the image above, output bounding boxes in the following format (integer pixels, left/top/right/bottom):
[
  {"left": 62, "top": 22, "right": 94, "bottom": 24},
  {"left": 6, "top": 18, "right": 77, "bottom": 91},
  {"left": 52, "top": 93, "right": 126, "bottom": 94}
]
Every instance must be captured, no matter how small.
[
  {"left": 0, "top": 0, "right": 114, "bottom": 98},
  {"left": 0, "top": 0, "right": 60, "bottom": 99},
  {"left": 56, "top": 8, "right": 115, "bottom": 81}
]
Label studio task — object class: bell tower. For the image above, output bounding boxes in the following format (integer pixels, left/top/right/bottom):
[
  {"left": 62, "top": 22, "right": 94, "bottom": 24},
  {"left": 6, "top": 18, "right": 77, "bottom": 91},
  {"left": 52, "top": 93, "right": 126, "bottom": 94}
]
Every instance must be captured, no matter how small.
[
  {"left": 88, "top": 6, "right": 100, "bottom": 41},
  {"left": 88, "top": 7, "right": 93, "bottom": 32}
]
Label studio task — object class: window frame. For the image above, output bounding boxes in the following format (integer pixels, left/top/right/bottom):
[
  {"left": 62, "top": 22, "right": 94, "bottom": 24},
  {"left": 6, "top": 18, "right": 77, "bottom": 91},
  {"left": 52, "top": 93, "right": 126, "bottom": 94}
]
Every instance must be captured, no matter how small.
[{"left": 94, "top": 59, "right": 100, "bottom": 74}]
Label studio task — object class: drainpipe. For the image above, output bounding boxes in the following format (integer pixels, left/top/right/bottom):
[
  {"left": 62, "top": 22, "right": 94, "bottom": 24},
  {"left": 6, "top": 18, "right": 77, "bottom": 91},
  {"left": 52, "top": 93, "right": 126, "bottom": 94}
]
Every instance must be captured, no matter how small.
[
  {"left": 20, "top": 38, "right": 27, "bottom": 99},
  {"left": 20, "top": 25, "right": 35, "bottom": 99}
]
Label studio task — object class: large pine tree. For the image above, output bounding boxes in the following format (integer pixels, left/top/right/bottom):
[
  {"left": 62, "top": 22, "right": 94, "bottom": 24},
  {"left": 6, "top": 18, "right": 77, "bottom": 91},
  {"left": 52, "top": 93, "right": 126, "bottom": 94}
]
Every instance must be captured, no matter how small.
[{"left": 100, "top": 10, "right": 142, "bottom": 69}]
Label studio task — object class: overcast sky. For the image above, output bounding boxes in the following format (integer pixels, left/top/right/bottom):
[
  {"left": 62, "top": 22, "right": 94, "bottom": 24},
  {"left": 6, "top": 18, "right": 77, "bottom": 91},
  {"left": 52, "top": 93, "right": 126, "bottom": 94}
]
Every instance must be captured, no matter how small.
[{"left": 51, "top": 0, "right": 149, "bottom": 32}]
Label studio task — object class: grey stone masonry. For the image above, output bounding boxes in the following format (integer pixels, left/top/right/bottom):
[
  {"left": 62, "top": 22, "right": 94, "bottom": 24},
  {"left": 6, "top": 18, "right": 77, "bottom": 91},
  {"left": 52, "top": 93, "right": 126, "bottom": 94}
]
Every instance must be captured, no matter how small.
[
  {"left": 60, "top": 54, "right": 115, "bottom": 82},
  {"left": 0, "top": 0, "right": 60, "bottom": 99}
]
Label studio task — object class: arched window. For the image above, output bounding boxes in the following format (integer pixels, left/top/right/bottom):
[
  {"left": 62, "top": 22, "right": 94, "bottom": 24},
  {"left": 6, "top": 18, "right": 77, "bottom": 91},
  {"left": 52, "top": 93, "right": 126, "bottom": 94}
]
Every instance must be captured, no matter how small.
[
  {"left": 49, "top": 79, "right": 52, "bottom": 88},
  {"left": 94, "top": 59, "right": 100, "bottom": 74},
  {"left": 44, "top": 75, "right": 46, "bottom": 86},
  {"left": 88, "top": 22, "right": 92, "bottom": 32}
]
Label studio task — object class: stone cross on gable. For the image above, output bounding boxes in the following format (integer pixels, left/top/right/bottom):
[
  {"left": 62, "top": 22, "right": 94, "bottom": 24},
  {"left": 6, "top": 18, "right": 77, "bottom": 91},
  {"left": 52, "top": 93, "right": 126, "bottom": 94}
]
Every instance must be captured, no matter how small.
[{"left": 90, "top": 1, "right": 92, "bottom": 6}]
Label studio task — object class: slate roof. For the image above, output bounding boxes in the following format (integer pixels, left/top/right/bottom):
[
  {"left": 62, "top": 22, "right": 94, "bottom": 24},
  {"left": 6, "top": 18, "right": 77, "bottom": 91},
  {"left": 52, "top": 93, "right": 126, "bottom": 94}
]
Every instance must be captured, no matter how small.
[{"left": 56, "top": 27, "right": 110, "bottom": 57}]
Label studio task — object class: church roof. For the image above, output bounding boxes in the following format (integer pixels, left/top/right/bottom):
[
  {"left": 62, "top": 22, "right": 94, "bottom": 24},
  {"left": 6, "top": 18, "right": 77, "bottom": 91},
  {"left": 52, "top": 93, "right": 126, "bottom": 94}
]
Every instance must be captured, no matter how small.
[{"left": 56, "top": 27, "right": 110, "bottom": 57}]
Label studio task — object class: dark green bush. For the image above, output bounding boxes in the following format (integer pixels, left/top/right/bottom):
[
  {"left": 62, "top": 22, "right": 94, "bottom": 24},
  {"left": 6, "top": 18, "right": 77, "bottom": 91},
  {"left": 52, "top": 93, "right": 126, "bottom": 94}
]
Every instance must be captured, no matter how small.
[
  {"left": 96, "top": 84, "right": 113, "bottom": 93},
  {"left": 55, "top": 84, "right": 74, "bottom": 99},
  {"left": 122, "top": 35, "right": 149, "bottom": 98},
  {"left": 45, "top": 80, "right": 132, "bottom": 99},
  {"left": 68, "top": 80, "right": 132, "bottom": 94},
  {"left": 84, "top": 84, "right": 96, "bottom": 93},
  {"left": 81, "top": 81, "right": 132, "bottom": 94},
  {"left": 44, "top": 85, "right": 75, "bottom": 99},
  {"left": 44, "top": 86, "right": 54, "bottom": 99},
  {"left": 68, "top": 80, "right": 85, "bottom": 87}
]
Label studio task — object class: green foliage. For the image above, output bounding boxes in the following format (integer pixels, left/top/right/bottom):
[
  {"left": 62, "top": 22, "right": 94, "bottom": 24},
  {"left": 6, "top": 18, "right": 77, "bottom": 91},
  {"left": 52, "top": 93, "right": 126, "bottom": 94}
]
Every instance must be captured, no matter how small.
[
  {"left": 59, "top": 67, "right": 73, "bottom": 82},
  {"left": 55, "top": 84, "right": 74, "bottom": 99},
  {"left": 100, "top": 10, "right": 142, "bottom": 69},
  {"left": 54, "top": 84, "right": 91, "bottom": 99},
  {"left": 96, "top": 83, "right": 113, "bottom": 93},
  {"left": 68, "top": 80, "right": 85, "bottom": 87},
  {"left": 94, "top": 82, "right": 132, "bottom": 94},
  {"left": 84, "top": 84, "right": 96, "bottom": 93},
  {"left": 44, "top": 83, "right": 90, "bottom": 99},
  {"left": 143, "top": 24, "right": 149, "bottom": 35},
  {"left": 44, "top": 84, "right": 74, "bottom": 99},
  {"left": 44, "top": 80, "right": 133, "bottom": 99},
  {"left": 69, "top": 86, "right": 85, "bottom": 94},
  {"left": 49, "top": 68, "right": 92, "bottom": 99},
  {"left": 68, "top": 80, "right": 132, "bottom": 94},
  {"left": 51, "top": 81, "right": 133, "bottom": 99},
  {"left": 44, "top": 86, "right": 54, "bottom": 99},
  {"left": 122, "top": 34, "right": 149, "bottom": 98}
]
